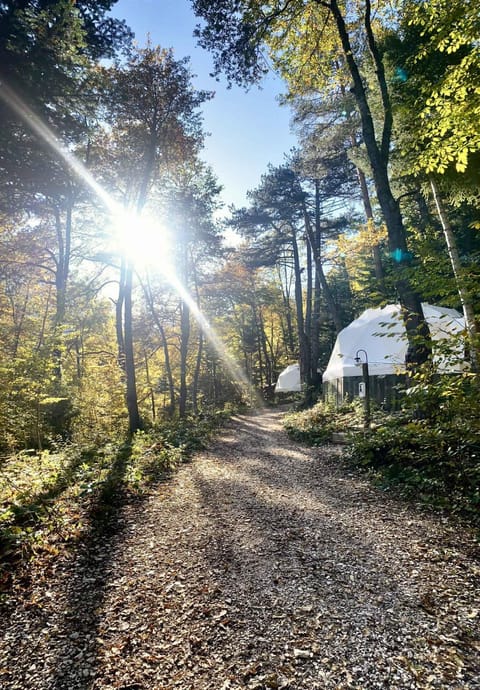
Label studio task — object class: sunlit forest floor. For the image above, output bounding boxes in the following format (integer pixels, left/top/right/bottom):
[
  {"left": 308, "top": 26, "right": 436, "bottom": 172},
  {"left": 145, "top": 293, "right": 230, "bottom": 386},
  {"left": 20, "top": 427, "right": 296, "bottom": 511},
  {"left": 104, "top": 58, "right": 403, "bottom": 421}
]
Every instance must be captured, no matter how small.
[{"left": 1, "top": 408, "right": 479, "bottom": 689}]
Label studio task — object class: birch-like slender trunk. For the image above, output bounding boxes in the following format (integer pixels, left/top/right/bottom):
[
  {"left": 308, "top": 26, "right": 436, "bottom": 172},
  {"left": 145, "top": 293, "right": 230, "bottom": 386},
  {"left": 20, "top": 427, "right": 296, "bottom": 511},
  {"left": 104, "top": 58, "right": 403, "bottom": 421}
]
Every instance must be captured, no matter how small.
[{"left": 430, "top": 176, "right": 479, "bottom": 372}]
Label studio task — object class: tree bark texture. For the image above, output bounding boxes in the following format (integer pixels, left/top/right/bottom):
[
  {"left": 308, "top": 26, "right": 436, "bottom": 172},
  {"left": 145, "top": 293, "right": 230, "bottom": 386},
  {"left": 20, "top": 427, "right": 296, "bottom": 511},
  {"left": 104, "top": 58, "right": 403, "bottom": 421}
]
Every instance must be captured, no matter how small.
[{"left": 326, "top": 0, "right": 430, "bottom": 366}]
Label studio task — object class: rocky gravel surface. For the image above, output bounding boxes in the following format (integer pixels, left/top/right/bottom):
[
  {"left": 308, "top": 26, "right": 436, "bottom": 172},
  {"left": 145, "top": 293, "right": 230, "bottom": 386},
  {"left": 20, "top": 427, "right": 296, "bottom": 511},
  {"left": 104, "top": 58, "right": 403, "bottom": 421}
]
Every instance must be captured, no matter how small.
[{"left": 1, "top": 408, "right": 479, "bottom": 689}]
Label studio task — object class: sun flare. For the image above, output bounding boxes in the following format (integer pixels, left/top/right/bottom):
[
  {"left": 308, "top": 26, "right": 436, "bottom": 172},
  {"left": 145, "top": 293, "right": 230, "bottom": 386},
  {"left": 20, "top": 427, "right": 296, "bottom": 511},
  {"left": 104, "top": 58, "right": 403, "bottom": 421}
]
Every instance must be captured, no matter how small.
[
  {"left": 110, "top": 210, "right": 174, "bottom": 276},
  {"left": 0, "top": 82, "right": 256, "bottom": 402}
]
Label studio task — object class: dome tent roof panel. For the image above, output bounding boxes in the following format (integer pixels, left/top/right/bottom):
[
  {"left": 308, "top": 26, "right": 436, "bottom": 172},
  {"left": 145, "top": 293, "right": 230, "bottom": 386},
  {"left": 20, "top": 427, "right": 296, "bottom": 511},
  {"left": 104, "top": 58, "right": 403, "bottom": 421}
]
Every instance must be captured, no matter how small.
[
  {"left": 275, "top": 363, "right": 302, "bottom": 392},
  {"left": 322, "top": 303, "right": 465, "bottom": 383}
]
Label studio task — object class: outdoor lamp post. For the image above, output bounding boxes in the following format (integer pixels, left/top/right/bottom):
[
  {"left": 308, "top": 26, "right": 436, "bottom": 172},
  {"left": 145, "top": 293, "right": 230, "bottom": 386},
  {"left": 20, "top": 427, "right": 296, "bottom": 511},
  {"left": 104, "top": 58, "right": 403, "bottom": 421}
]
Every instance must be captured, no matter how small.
[{"left": 355, "top": 349, "right": 371, "bottom": 429}]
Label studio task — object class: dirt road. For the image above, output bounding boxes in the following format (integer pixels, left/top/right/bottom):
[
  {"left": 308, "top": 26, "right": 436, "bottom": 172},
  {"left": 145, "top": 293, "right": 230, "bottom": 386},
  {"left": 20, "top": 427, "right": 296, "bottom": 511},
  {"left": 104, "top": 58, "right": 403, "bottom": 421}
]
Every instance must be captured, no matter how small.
[{"left": 1, "top": 408, "right": 479, "bottom": 689}]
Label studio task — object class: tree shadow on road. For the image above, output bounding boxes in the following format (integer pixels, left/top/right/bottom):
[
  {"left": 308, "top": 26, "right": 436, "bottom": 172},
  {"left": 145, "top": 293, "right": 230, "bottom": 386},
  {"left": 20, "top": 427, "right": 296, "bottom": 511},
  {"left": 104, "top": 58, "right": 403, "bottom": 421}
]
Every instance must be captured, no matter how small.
[
  {"left": 2, "top": 441, "right": 150, "bottom": 689},
  {"left": 46, "top": 441, "right": 136, "bottom": 689}
]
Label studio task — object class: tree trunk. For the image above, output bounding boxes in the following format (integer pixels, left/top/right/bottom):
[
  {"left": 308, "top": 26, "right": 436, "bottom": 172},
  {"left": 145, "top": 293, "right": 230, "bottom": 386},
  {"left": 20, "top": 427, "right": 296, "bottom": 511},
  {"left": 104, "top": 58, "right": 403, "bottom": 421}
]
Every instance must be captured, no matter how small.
[
  {"left": 277, "top": 260, "right": 296, "bottom": 355},
  {"left": 52, "top": 192, "right": 73, "bottom": 330},
  {"left": 304, "top": 232, "right": 314, "bottom": 403},
  {"left": 357, "top": 165, "right": 374, "bottom": 220},
  {"left": 356, "top": 167, "right": 386, "bottom": 290},
  {"left": 258, "top": 309, "right": 273, "bottom": 385},
  {"left": 310, "top": 268, "right": 322, "bottom": 390},
  {"left": 52, "top": 195, "right": 73, "bottom": 384},
  {"left": 144, "top": 349, "right": 156, "bottom": 422},
  {"left": 310, "top": 181, "right": 325, "bottom": 393},
  {"left": 120, "top": 132, "right": 158, "bottom": 432},
  {"left": 291, "top": 226, "right": 309, "bottom": 386},
  {"left": 179, "top": 297, "right": 190, "bottom": 417},
  {"left": 124, "top": 260, "right": 142, "bottom": 433},
  {"left": 192, "top": 268, "right": 204, "bottom": 414},
  {"left": 116, "top": 257, "right": 126, "bottom": 371},
  {"left": 192, "top": 330, "right": 204, "bottom": 414},
  {"left": 328, "top": 0, "right": 431, "bottom": 366},
  {"left": 305, "top": 235, "right": 313, "bottom": 350},
  {"left": 343, "top": 79, "right": 385, "bottom": 290},
  {"left": 430, "top": 176, "right": 479, "bottom": 371},
  {"left": 251, "top": 303, "right": 265, "bottom": 387},
  {"left": 212, "top": 356, "right": 218, "bottom": 406},
  {"left": 302, "top": 191, "right": 343, "bottom": 334},
  {"left": 140, "top": 273, "right": 175, "bottom": 414}
]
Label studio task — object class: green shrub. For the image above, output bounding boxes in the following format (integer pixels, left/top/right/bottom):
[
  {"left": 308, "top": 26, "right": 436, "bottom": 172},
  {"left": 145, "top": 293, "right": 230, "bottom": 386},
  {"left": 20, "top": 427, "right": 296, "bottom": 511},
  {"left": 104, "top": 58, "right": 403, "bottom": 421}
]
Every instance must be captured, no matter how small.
[
  {"left": 347, "top": 419, "right": 480, "bottom": 522},
  {"left": 283, "top": 398, "right": 379, "bottom": 444},
  {"left": 284, "top": 388, "right": 480, "bottom": 524},
  {"left": 0, "top": 407, "right": 234, "bottom": 597}
]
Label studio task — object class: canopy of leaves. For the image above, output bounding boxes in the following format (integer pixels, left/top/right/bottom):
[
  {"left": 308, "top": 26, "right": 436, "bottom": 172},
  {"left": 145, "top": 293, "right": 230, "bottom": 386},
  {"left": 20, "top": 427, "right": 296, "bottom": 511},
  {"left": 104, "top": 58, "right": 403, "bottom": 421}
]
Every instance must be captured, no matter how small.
[
  {"left": 395, "top": 0, "right": 480, "bottom": 176},
  {"left": 0, "top": 1, "right": 132, "bottom": 211},
  {"left": 101, "top": 45, "right": 214, "bottom": 209}
]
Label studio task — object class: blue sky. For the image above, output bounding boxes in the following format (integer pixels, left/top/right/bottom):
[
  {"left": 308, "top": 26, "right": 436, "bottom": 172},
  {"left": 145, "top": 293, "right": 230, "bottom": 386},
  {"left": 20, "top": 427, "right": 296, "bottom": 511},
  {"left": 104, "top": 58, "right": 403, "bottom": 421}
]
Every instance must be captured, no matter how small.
[{"left": 112, "top": 0, "right": 297, "bottom": 211}]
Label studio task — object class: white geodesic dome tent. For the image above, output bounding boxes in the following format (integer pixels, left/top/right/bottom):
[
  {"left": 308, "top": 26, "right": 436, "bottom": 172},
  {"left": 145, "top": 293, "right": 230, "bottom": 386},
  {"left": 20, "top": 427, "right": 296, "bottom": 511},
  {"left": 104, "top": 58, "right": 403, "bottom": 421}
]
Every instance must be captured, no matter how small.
[
  {"left": 322, "top": 304, "right": 466, "bottom": 405},
  {"left": 275, "top": 363, "right": 302, "bottom": 393}
]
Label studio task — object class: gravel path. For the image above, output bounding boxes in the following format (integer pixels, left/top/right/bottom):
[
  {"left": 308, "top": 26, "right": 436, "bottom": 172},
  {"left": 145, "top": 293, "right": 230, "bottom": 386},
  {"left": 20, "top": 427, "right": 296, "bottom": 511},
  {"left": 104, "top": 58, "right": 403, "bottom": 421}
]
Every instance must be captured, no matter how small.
[{"left": 1, "top": 408, "right": 479, "bottom": 689}]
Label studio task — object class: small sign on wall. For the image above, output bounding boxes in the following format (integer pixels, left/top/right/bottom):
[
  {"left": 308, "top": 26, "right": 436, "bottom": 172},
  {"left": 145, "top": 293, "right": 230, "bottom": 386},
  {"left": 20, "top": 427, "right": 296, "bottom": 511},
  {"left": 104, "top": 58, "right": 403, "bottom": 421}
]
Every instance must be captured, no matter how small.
[{"left": 358, "top": 382, "right": 366, "bottom": 398}]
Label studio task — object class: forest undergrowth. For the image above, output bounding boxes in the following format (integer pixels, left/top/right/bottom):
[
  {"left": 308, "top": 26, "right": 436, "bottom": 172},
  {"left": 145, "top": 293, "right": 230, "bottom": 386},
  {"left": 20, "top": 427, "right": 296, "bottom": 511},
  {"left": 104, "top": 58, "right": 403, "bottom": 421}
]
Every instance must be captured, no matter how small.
[
  {"left": 284, "top": 387, "right": 480, "bottom": 529},
  {"left": 0, "top": 407, "right": 236, "bottom": 603}
]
